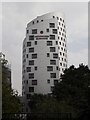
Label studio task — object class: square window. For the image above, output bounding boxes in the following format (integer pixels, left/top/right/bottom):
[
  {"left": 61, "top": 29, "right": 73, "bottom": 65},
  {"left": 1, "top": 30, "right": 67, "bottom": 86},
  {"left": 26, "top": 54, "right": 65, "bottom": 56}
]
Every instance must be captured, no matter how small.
[
  {"left": 32, "top": 54, "right": 37, "bottom": 59},
  {"left": 29, "top": 73, "right": 34, "bottom": 79},
  {"left": 47, "top": 41, "right": 52, "bottom": 46},
  {"left": 50, "top": 35, "right": 55, "bottom": 40},
  {"left": 47, "top": 66, "right": 53, "bottom": 71},
  {"left": 52, "top": 29, "right": 57, "bottom": 34},
  {"left": 35, "top": 41, "right": 37, "bottom": 45},
  {"left": 32, "top": 80, "right": 37, "bottom": 85},
  {"left": 54, "top": 80, "right": 58, "bottom": 85},
  {"left": 32, "top": 29, "right": 37, "bottom": 34},
  {"left": 29, "top": 48, "right": 34, "bottom": 52},
  {"left": 50, "top": 60, "right": 56, "bottom": 65},
  {"left": 50, "top": 47, "right": 55, "bottom": 52},
  {"left": 53, "top": 53, "right": 58, "bottom": 58},
  {"left": 47, "top": 53, "right": 50, "bottom": 57},
  {"left": 49, "top": 23, "right": 55, "bottom": 28},
  {"left": 27, "top": 42, "right": 31, "bottom": 47},
  {"left": 29, "top": 87, "right": 34, "bottom": 92},
  {"left": 53, "top": 16, "right": 55, "bottom": 18},
  {"left": 29, "top": 35, "right": 34, "bottom": 40},
  {"left": 29, "top": 60, "right": 34, "bottom": 65},
  {"left": 27, "top": 67, "right": 31, "bottom": 72}
]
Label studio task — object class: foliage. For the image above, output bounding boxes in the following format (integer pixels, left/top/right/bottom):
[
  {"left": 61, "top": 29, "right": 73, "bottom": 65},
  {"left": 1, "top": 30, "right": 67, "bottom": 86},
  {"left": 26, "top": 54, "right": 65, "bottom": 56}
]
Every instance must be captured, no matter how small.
[
  {"left": 1, "top": 59, "right": 22, "bottom": 113},
  {"left": 29, "top": 64, "right": 90, "bottom": 119},
  {"left": 53, "top": 64, "right": 90, "bottom": 119}
]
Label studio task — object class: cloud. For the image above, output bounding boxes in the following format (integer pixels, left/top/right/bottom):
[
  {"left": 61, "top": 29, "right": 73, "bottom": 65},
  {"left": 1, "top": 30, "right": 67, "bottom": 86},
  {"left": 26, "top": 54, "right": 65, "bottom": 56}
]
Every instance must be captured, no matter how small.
[
  {"left": 68, "top": 48, "right": 88, "bottom": 67},
  {"left": 2, "top": 2, "right": 88, "bottom": 94}
]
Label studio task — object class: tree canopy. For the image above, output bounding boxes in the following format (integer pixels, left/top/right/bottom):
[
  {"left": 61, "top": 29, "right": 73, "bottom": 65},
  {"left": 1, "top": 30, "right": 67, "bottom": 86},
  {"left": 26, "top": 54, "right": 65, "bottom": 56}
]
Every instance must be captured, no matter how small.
[
  {"left": 1, "top": 58, "right": 22, "bottom": 114},
  {"left": 29, "top": 64, "right": 90, "bottom": 120}
]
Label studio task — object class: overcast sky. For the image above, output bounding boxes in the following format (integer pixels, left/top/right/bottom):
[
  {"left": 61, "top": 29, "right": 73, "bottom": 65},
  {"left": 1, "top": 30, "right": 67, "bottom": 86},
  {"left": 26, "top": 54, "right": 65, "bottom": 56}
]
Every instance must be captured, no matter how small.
[{"left": 1, "top": 2, "right": 88, "bottom": 95}]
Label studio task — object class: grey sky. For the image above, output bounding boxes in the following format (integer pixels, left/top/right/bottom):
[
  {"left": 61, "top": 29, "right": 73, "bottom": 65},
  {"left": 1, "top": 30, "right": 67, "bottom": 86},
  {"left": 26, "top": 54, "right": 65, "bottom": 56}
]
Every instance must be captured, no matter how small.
[{"left": 2, "top": 2, "right": 88, "bottom": 94}]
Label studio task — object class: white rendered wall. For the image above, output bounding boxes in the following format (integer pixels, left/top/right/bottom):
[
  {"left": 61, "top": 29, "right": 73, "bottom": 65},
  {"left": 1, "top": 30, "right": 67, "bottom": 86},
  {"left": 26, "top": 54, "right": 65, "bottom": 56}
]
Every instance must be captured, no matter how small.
[{"left": 22, "top": 12, "right": 67, "bottom": 112}]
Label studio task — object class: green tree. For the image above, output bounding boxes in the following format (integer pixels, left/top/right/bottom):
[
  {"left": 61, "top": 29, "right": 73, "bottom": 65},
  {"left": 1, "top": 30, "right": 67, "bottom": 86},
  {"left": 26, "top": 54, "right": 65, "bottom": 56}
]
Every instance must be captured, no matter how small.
[
  {"left": 53, "top": 64, "right": 90, "bottom": 119},
  {"left": 1, "top": 58, "right": 21, "bottom": 114}
]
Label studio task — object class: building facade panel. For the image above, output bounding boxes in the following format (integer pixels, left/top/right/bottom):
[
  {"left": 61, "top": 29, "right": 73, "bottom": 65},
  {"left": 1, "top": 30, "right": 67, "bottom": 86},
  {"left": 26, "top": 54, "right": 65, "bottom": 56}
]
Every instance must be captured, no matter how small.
[{"left": 22, "top": 12, "right": 67, "bottom": 112}]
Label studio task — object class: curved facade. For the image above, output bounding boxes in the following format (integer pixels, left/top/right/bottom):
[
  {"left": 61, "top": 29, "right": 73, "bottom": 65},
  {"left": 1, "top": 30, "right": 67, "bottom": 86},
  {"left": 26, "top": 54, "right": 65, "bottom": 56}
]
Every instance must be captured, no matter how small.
[{"left": 22, "top": 12, "right": 67, "bottom": 112}]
